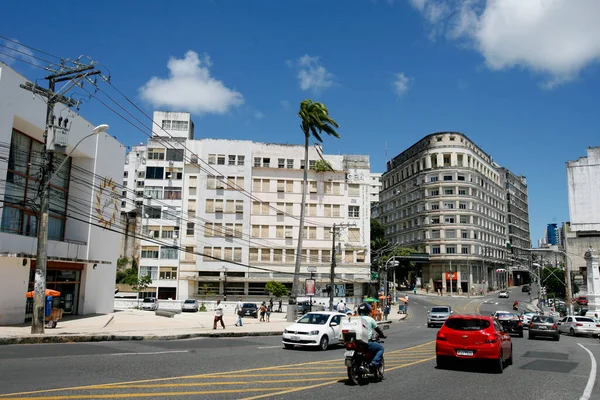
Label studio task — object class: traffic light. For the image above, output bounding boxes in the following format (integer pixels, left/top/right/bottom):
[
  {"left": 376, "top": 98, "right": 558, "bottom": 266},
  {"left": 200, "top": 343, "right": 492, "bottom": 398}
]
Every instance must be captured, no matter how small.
[{"left": 370, "top": 272, "right": 379, "bottom": 281}]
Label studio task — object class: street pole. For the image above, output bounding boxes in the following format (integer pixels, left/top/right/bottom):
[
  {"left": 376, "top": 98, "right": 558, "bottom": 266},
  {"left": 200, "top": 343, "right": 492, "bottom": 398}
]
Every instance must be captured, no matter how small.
[
  {"left": 467, "top": 256, "right": 471, "bottom": 299},
  {"left": 329, "top": 223, "right": 337, "bottom": 311},
  {"left": 449, "top": 261, "right": 453, "bottom": 295}
]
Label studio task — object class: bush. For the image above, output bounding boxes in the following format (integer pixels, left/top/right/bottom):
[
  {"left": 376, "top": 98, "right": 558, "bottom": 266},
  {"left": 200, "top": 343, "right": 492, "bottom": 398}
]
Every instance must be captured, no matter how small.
[{"left": 199, "top": 302, "right": 207, "bottom": 312}]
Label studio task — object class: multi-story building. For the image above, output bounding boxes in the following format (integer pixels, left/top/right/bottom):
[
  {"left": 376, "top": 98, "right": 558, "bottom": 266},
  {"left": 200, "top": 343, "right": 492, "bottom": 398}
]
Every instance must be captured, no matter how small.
[
  {"left": 369, "top": 172, "right": 383, "bottom": 219},
  {"left": 379, "top": 132, "right": 528, "bottom": 293},
  {"left": 120, "top": 111, "right": 372, "bottom": 300},
  {"left": 500, "top": 168, "right": 532, "bottom": 285},
  {"left": 0, "top": 63, "right": 125, "bottom": 324},
  {"left": 546, "top": 223, "right": 560, "bottom": 245}
]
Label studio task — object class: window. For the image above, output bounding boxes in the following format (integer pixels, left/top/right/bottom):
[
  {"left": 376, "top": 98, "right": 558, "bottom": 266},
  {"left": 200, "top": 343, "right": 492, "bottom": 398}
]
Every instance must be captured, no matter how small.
[
  {"left": 324, "top": 182, "right": 341, "bottom": 195},
  {"left": 287, "top": 159, "right": 294, "bottom": 169},
  {"left": 273, "top": 249, "right": 283, "bottom": 262},
  {"left": 443, "top": 175, "right": 453, "bottom": 181},
  {"left": 146, "top": 167, "right": 164, "bottom": 179},
  {"left": 217, "top": 154, "right": 225, "bottom": 165},
  {"left": 278, "top": 158, "right": 285, "bottom": 168},
  {"left": 252, "top": 179, "right": 270, "bottom": 192},
  {"left": 161, "top": 120, "right": 171, "bottom": 129},
  {"left": 164, "top": 187, "right": 182, "bottom": 200},
  {"left": 430, "top": 176, "right": 438, "bottom": 182},
  {"left": 431, "top": 203, "right": 439, "bottom": 210},
  {"left": 431, "top": 217, "right": 440, "bottom": 224},
  {"left": 460, "top": 215, "right": 468, "bottom": 224},
  {"left": 461, "top": 247, "right": 469, "bottom": 254},
  {"left": 206, "top": 199, "right": 214, "bottom": 213},
  {"left": 348, "top": 206, "right": 360, "bottom": 218},
  {"left": 444, "top": 189, "right": 454, "bottom": 195},
  {"left": 140, "top": 266, "right": 158, "bottom": 281},
  {"left": 189, "top": 186, "right": 197, "bottom": 196},
  {"left": 261, "top": 248, "right": 271, "bottom": 262},
  {"left": 171, "top": 120, "right": 188, "bottom": 131},
  {"left": 159, "top": 267, "right": 178, "bottom": 280},
  {"left": 461, "top": 230, "right": 469, "bottom": 239},
  {"left": 309, "top": 160, "right": 316, "bottom": 169},
  {"left": 254, "top": 157, "right": 261, "bottom": 167},
  {"left": 429, "top": 189, "right": 439, "bottom": 196},
  {"left": 161, "top": 227, "right": 175, "bottom": 239},
  {"left": 458, "top": 187, "right": 467, "bottom": 195},
  {"left": 144, "top": 186, "right": 162, "bottom": 199},
  {"left": 187, "top": 222, "right": 195, "bottom": 236},
  {"left": 348, "top": 228, "right": 360, "bottom": 242},
  {"left": 431, "top": 230, "right": 440, "bottom": 239},
  {"left": 432, "top": 246, "right": 441, "bottom": 254},
  {"left": 262, "top": 158, "right": 270, "bottom": 168},
  {"left": 208, "top": 154, "right": 216, "bottom": 165},
  {"left": 141, "top": 246, "right": 159, "bottom": 259},
  {"left": 459, "top": 202, "right": 467, "bottom": 210},
  {"left": 445, "top": 230, "right": 456, "bottom": 239},
  {"left": 145, "top": 206, "right": 161, "bottom": 219},
  {"left": 348, "top": 184, "right": 360, "bottom": 196},
  {"left": 457, "top": 175, "right": 465, "bottom": 181},
  {"left": 148, "top": 148, "right": 165, "bottom": 160},
  {"left": 166, "top": 149, "right": 184, "bottom": 162},
  {"left": 165, "top": 168, "right": 182, "bottom": 180},
  {"left": 228, "top": 155, "right": 236, "bottom": 166},
  {"left": 446, "top": 246, "right": 456, "bottom": 254},
  {"left": 443, "top": 202, "right": 454, "bottom": 209},
  {"left": 237, "top": 155, "right": 245, "bottom": 166},
  {"left": 445, "top": 217, "right": 455, "bottom": 224}
]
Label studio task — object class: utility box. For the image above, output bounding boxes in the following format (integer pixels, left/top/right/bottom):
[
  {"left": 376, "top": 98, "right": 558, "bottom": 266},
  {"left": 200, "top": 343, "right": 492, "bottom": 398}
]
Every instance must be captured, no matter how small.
[
  {"left": 46, "top": 125, "right": 68, "bottom": 153},
  {"left": 340, "top": 316, "right": 369, "bottom": 344}
]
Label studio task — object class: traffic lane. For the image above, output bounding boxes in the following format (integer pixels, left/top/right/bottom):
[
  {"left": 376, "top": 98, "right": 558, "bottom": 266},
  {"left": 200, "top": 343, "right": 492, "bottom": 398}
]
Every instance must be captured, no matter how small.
[
  {"left": 284, "top": 332, "right": 595, "bottom": 400},
  {"left": 0, "top": 320, "right": 432, "bottom": 396},
  {"left": 0, "top": 342, "right": 436, "bottom": 399}
]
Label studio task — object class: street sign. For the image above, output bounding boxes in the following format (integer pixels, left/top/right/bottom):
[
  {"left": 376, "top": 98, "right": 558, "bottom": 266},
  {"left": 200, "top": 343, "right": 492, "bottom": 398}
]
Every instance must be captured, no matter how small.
[{"left": 307, "top": 266, "right": 317, "bottom": 273}]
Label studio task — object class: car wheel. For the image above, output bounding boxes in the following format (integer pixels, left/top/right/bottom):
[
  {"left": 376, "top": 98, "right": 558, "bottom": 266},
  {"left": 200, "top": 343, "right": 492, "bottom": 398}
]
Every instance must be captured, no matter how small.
[
  {"left": 493, "top": 353, "right": 504, "bottom": 374},
  {"left": 519, "top": 331, "right": 523, "bottom": 338},
  {"left": 528, "top": 333, "right": 535, "bottom": 340},
  {"left": 427, "top": 323, "right": 431, "bottom": 328},
  {"left": 554, "top": 335, "right": 560, "bottom": 341},
  {"left": 283, "top": 344, "right": 294, "bottom": 349},
  {"left": 570, "top": 328, "right": 575, "bottom": 336},
  {"left": 436, "top": 355, "right": 449, "bottom": 369},
  {"left": 319, "top": 335, "right": 329, "bottom": 351}
]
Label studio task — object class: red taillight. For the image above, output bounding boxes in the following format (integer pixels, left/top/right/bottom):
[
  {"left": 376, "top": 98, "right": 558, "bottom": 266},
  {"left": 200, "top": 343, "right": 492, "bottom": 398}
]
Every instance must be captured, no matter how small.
[
  {"left": 529, "top": 323, "right": 534, "bottom": 328},
  {"left": 576, "top": 323, "right": 583, "bottom": 327},
  {"left": 596, "top": 324, "right": 600, "bottom": 328},
  {"left": 552, "top": 325, "right": 557, "bottom": 329},
  {"left": 518, "top": 321, "right": 522, "bottom": 326},
  {"left": 484, "top": 335, "right": 498, "bottom": 344},
  {"left": 437, "top": 332, "right": 447, "bottom": 341},
  {"left": 346, "top": 341, "right": 356, "bottom": 350}
]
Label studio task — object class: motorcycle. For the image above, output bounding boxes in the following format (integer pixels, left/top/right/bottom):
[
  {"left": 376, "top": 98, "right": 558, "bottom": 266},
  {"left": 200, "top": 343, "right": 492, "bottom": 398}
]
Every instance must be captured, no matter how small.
[
  {"left": 344, "top": 326, "right": 389, "bottom": 385},
  {"left": 513, "top": 303, "right": 519, "bottom": 311}
]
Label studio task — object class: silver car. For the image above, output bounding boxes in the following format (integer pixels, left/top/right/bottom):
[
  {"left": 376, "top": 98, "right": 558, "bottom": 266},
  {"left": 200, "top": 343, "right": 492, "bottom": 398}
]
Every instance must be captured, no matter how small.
[
  {"left": 427, "top": 306, "right": 453, "bottom": 328},
  {"left": 528, "top": 315, "right": 559, "bottom": 341},
  {"left": 558, "top": 316, "right": 600, "bottom": 337},
  {"left": 181, "top": 299, "right": 199, "bottom": 312},
  {"left": 141, "top": 297, "right": 158, "bottom": 311}
]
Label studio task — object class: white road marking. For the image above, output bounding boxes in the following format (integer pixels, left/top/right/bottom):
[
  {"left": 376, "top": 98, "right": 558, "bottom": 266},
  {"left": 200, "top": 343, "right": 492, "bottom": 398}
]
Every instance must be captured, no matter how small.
[
  {"left": 108, "top": 350, "right": 189, "bottom": 356},
  {"left": 258, "top": 346, "right": 282, "bottom": 349},
  {"left": 578, "top": 343, "right": 597, "bottom": 400}
]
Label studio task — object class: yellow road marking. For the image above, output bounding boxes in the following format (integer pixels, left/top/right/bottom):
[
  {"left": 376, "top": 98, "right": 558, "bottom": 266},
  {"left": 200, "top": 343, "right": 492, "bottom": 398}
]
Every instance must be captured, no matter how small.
[
  {"left": 100, "top": 378, "right": 345, "bottom": 389},
  {"left": 3, "top": 387, "right": 299, "bottom": 400},
  {"left": 0, "top": 341, "right": 437, "bottom": 399}
]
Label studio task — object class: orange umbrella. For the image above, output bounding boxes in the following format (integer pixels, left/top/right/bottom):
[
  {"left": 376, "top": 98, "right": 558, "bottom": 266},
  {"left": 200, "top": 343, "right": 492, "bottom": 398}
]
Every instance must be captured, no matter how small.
[
  {"left": 399, "top": 298, "right": 409, "bottom": 303},
  {"left": 25, "top": 289, "right": 61, "bottom": 298}
]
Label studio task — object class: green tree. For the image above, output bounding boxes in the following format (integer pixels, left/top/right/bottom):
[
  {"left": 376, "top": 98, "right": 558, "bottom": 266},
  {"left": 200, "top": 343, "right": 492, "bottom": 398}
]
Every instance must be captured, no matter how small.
[
  {"left": 313, "top": 159, "right": 333, "bottom": 172},
  {"left": 265, "top": 281, "right": 289, "bottom": 298},
  {"left": 291, "top": 100, "right": 340, "bottom": 309},
  {"left": 541, "top": 267, "right": 569, "bottom": 297},
  {"left": 370, "top": 219, "right": 388, "bottom": 252},
  {"left": 116, "top": 267, "right": 139, "bottom": 285}
]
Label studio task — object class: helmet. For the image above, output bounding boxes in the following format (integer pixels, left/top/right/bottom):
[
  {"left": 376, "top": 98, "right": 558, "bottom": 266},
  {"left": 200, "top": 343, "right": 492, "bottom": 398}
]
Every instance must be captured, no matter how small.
[{"left": 357, "top": 302, "right": 371, "bottom": 316}]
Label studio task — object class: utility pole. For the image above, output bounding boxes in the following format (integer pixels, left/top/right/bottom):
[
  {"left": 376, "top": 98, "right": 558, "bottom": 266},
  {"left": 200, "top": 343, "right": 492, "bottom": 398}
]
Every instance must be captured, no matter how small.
[
  {"left": 329, "top": 222, "right": 356, "bottom": 311},
  {"left": 21, "top": 63, "right": 102, "bottom": 334}
]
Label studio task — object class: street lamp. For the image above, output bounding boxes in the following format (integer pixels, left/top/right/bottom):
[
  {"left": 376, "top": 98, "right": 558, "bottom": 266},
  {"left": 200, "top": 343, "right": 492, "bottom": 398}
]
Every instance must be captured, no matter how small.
[
  {"left": 31, "top": 124, "right": 109, "bottom": 334},
  {"left": 529, "top": 248, "right": 574, "bottom": 315},
  {"left": 384, "top": 257, "right": 401, "bottom": 302}
]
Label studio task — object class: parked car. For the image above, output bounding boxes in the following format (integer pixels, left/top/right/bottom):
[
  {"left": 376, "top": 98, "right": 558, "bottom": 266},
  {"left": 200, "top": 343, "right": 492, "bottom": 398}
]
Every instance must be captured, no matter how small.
[
  {"left": 521, "top": 285, "right": 531, "bottom": 293},
  {"left": 528, "top": 315, "right": 559, "bottom": 341},
  {"left": 498, "top": 290, "right": 509, "bottom": 298},
  {"left": 427, "top": 306, "right": 453, "bottom": 328},
  {"left": 298, "top": 301, "right": 326, "bottom": 315},
  {"left": 494, "top": 312, "right": 523, "bottom": 337},
  {"left": 577, "top": 296, "right": 588, "bottom": 306},
  {"left": 558, "top": 315, "right": 600, "bottom": 337},
  {"left": 141, "top": 297, "right": 158, "bottom": 311},
  {"left": 181, "top": 299, "right": 199, "bottom": 312},
  {"left": 242, "top": 303, "right": 258, "bottom": 318},
  {"left": 282, "top": 312, "right": 346, "bottom": 350},
  {"left": 436, "top": 315, "right": 513, "bottom": 373}
]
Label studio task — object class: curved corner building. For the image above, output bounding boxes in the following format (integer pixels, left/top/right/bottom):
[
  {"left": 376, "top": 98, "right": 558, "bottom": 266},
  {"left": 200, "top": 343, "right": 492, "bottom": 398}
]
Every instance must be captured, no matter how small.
[{"left": 379, "top": 132, "right": 531, "bottom": 294}]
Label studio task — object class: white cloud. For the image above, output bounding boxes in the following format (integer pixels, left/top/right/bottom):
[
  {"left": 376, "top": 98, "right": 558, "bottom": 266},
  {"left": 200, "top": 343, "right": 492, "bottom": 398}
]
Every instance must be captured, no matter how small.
[
  {"left": 289, "top": 55, "right": 334, "bottom": 92},
  {"left": 393, "top": 73, "right": 411, "bottom": 96},
  {"left": 280, "top": 100, "right": 290, "bottom": 110},
  {"left": 0, "top": 38, "right": 38, "bottom": 66},
  {"left": 139, "top": 51, "right": 243, "bottom": 115},
  {"left": 409, "top": 0, "right": 600, "bottom": 87},
  {"left": 254, "top": 111, "right": 264, "bottom": 120}
]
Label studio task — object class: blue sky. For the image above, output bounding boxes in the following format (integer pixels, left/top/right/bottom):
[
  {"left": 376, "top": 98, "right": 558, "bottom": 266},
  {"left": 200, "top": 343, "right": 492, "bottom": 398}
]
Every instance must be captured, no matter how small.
[{"left": 2, "top": 0, "right": 599, "bottom": 244}]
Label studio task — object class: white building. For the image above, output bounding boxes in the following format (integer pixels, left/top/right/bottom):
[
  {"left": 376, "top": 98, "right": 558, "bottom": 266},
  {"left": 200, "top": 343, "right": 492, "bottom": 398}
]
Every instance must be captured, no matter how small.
[
  {"left": 119, "top": 111, "right": 372, "bottom": 300},
  {"left": 369, "top": 172, "right": 382, "bottom": 220},
  {"left": 0, "top": 63, "right": 125, "bottom": 324}
]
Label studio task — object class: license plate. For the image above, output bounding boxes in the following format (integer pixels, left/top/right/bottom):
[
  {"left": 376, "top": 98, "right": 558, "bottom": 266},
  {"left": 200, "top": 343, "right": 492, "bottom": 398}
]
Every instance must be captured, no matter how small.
[
  {"left": 538, "top": 326, "right": 547, "bottom": 330},
  {"left": 345, "top": 358, "right": 353, "bottom": 367},
  {"left": 344, "top": 350, "right": 355, "bottom": 357},
  {"left": 457, "top": 350, "right": 474, "bottom": 357},
  {"left": 291, "top": 335, "right": 300, "bottom": 341}
]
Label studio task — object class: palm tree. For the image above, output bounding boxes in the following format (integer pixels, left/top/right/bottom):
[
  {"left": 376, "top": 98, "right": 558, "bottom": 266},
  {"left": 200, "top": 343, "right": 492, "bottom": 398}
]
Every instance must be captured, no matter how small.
[{"left": 289, "top": 100, "right": 340, "bottom": 319}]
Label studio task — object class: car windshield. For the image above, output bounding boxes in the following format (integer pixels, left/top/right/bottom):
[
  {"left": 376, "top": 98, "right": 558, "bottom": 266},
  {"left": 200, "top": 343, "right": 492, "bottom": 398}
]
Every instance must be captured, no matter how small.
[
  {"left": 576, "top": 317, "right": 595, "bottom": 323},
  {"left": 446, "top": 318, "right": 490, "bottom": 331},
  {"left": 184, "top": 300, "right": 195, "bottom": 304},
  {"left": 297, "top": 313, "right": 329, "bottom": 325},
  {"left": 243, "top": 303, "right": 256, "bottom": 308},
  {"left": 532, "top": 316, "right": 554, "bottom": 323},
  {"left": 496, "top": 313, "right": 516, "bottom": 319},
  {"left": 431, "top": 307, "right": 449, "bottom": 313},
  {"left": 143, "top": 298, "right": 154, "bottom": 303}
]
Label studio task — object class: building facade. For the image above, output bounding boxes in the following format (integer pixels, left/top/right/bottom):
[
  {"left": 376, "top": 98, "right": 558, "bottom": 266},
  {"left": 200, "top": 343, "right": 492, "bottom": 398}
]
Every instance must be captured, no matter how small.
[
  {"left": 120, "top": 111, "right": 372, "bottom": 300},
  {"left": 369, "top": 172, "right": 382, "bottom": 220},
  {"left": 0, "top": 63, "right": 125, "bottom": 324},
  {"left": 546, "top": 223, "right": 560, "bottom": 245},
  {"left": 380, "top": 132, "right": 528, "bottom": 293}
]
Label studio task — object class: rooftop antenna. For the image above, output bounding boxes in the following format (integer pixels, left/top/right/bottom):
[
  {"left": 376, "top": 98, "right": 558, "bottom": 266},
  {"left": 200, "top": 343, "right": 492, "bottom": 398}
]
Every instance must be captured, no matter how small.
[{"left": 385, "top": 141, "right": 388, "bottom": 166}]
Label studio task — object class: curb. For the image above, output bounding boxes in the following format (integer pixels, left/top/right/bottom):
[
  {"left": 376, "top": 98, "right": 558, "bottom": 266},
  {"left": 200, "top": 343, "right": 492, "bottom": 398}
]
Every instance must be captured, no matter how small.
[{"left": 0, "top": 321, "right": 396, "bottom": 345}]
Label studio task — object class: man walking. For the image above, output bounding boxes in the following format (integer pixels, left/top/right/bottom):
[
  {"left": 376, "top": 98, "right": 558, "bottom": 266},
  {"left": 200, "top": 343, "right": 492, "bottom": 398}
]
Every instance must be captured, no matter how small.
[
  {"left": 213, "top": 300, "right": 225, "bottom": 330},
  {"left": 234, "top": 297, "right": 244, "bottom": 327}
]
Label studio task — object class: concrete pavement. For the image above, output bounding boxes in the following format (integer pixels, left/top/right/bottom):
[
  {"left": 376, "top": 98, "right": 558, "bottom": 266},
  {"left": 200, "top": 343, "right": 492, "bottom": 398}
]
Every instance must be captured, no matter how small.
[{"left": 0, "top": 309, "right": 405, "bottom": 345}]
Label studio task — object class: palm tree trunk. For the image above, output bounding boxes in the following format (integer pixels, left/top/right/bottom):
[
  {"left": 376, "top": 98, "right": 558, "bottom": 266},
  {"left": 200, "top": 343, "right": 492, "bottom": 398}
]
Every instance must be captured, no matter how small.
[{"left": 290, "top": 133, "right": 309, "bottom": 320}]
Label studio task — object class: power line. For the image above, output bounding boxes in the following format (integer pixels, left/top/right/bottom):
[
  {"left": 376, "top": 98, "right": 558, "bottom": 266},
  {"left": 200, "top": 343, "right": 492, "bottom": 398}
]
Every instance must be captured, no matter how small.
[{"left": 0, "top": 35, "right": 63, "bottom": 60}]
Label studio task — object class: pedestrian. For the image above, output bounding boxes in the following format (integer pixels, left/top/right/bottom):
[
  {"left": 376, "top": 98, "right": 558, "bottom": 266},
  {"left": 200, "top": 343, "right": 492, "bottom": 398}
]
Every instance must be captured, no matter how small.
[
  {"left": 266, "top": 304, "right": 271, "bottom": 322},
  {"left": 234, "top": 297, "right": 244, "bottom": 327},
  {"left": 337, "top": 299, "right": 346, "bottom": 313},
  {"left": 404, "top": 297, "right": 409, "bottom": 315},
  {"left": 269, "top": 297, "right": 274, "bottom": 312},
  {"left": 259, "top": 302, "right": 266, "bottom": 322},
  {"left": 278, "top": 299, "right": 282, "bottom": 313},
  {"left": 384, "top": 304, "right": 390, "bottom": 321},
  {"left": 413, "top": 286, "right": 417, "bottom": 295},
  {"left": 213, "top": 300, "right": 225, "bottom": 330}
]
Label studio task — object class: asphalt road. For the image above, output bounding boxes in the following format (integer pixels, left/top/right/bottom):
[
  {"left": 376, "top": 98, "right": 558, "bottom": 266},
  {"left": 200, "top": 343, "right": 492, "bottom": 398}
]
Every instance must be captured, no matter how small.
[{"left": 0, "top": 286, "right": 598, "bottom": 400}]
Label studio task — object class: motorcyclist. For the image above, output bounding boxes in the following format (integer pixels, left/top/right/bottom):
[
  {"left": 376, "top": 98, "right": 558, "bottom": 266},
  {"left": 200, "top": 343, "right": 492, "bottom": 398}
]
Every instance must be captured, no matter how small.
[
  {"left": 357, "top": 302, "right": 387, "bottom": 368},
  {"left": 513, "top": 301, "right": 519, "bottom": 309}
]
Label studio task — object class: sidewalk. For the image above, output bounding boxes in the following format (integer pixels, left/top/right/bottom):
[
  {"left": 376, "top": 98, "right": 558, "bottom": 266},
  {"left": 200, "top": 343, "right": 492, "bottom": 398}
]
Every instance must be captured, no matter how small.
[{"left": 0, "top": 309, "right": 405, "bottom": 345}]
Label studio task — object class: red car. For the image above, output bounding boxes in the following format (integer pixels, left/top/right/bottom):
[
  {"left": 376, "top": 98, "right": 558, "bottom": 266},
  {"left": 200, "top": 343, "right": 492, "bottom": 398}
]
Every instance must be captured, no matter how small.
[
  {"left": 577, "top": 296, "right": 588, "bottom": 306},
  {"left": 436, "top": 315, "right": 513, "bottom": 373}
]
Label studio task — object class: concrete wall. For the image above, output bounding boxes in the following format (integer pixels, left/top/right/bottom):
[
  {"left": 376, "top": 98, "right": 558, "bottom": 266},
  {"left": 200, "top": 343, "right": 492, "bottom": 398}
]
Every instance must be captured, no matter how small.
[
  {"left": 567, "top": 147, "right": 600, "bottom": 233},
  {"left": 0, "top": 258, "right": 30, "bottom": 324}
]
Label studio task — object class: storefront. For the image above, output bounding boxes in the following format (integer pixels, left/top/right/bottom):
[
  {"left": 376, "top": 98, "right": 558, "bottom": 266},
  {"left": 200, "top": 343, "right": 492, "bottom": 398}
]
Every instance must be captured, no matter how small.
[{"left": 25, "top": 261, "right": 83, "bottom": 321}]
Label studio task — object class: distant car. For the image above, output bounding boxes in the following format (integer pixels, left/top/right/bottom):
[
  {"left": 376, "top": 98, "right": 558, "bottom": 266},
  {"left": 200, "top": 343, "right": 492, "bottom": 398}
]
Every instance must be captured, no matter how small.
[
  {"left": 494, "top": 312, "right": 523, "bottom": 337},
  {"left": 528, "top": 315, "right": 559, "bottom": 341},
  {"left": 427, "top": 306, "right": 453, "bottom": 328},
  {"left": 181, "top": 299, "right": 199, "bottom": 312},
  {"left": 242, "top": 303, "right": 258, "bottom": 318},
  {"left": 520, "top": 312, "right": 539, "bottom": 328},
  {"left": 521, "top": 285, "right": 531, "bottom": 293},
  {"left": 436, "top": 315, "right": 513, "bottom": 373},
  {"left": 141, "top": 297, "right": 158, "bottom": 311},
  {"left": 298, "top": 301, "right": 326, "bottom": 315},
  {"left": 577, "top": 297, "right": 588, "bottom": 306},
  {"left": 558, "top": 316, "right": 600, "bottom": 337},
  {"left": 282, "top": 312, "right": 346, "bottom": 350},
  {"left": 498, "top": 290, "right": 509, "bottom": 298}
]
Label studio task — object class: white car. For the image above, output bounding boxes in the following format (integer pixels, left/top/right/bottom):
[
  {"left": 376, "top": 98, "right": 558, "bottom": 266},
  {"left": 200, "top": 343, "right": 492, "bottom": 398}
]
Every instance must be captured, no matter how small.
[
  {"left": 521, "top": 312, "right": 539, "bottom": 328},
  {"left": 558, "top": 316, "right": 600, "bottom": 337},
  {"left": 498, "top": 290, "right": 509, "bottom": 298},
  {"left": 282, "top": 311, "right": 346, "bottom": 350},
  {"left": 141, "top": 297, "right": 158, "bottom": 311}
]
